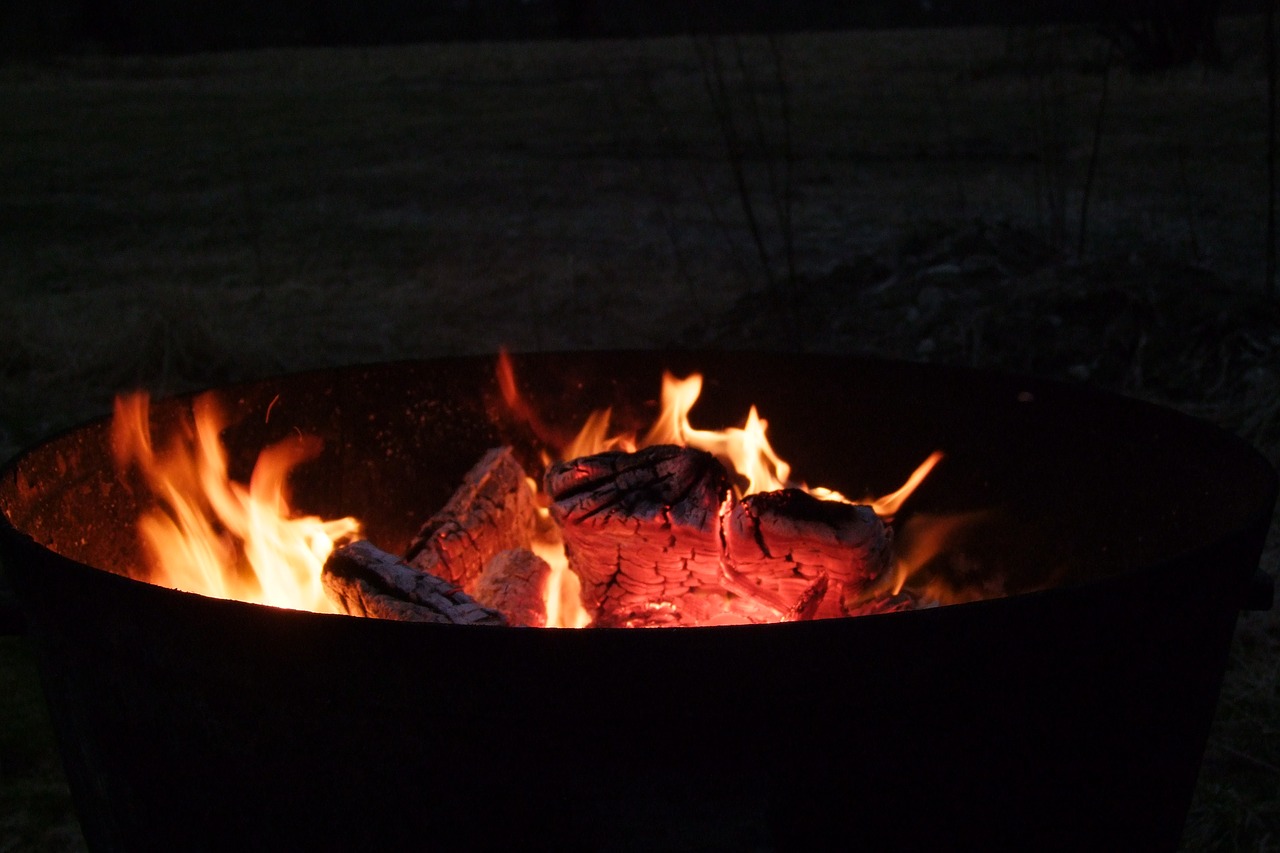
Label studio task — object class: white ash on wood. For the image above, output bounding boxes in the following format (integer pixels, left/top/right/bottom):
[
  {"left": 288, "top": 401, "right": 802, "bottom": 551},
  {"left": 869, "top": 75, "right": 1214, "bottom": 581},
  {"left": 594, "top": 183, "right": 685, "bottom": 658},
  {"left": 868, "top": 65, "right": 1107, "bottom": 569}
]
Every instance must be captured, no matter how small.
[
  {"left": 323, "top": 445, "right": 547, "bottom": 626},
  {"left": 474, "top": 548, "right": 550, "bottom": 628},
  {"left": 323, "top": 539, "right": 507, "bottom": 625},
  {"left": 403, "top": 446, "right": 536, "bottom": 597}
]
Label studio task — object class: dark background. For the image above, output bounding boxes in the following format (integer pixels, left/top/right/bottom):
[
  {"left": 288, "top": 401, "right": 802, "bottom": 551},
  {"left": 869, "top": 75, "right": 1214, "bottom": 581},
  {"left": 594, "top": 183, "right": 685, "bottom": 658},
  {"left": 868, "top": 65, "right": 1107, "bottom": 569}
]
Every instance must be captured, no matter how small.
[{"left": 0, "top": 0, "right": 1252, "bottom": 67}]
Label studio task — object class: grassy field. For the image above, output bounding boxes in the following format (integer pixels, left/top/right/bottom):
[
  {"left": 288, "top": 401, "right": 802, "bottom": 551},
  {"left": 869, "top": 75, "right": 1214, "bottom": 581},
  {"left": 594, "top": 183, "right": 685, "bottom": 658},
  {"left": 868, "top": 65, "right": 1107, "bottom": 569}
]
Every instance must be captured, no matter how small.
[{"left": 1, "top": 18, "right": 1278, "bottom": 850}]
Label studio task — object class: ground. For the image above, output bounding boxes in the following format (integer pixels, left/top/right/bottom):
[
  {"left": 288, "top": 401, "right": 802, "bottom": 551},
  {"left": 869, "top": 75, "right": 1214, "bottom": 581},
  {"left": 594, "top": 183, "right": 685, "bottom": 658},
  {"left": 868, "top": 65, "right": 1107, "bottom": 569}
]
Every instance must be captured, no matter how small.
[{"left": 1, "top": 18, "right": 1278, "bottom": 850}]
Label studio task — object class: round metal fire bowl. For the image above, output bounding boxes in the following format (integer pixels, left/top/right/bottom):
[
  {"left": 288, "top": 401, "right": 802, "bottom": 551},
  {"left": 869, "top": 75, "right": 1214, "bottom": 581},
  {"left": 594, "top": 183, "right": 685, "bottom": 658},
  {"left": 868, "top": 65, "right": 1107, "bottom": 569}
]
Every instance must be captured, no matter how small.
[{"left": 1, "top": 352, "right": 1275, "bottom": 851}]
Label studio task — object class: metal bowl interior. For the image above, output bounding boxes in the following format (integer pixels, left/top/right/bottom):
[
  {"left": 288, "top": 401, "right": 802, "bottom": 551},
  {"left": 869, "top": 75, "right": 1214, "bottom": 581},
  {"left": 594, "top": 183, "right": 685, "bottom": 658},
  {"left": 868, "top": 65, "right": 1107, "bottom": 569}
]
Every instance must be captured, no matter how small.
[{"left": 5, "top": 351, "right": 1274, "bottom": 591}]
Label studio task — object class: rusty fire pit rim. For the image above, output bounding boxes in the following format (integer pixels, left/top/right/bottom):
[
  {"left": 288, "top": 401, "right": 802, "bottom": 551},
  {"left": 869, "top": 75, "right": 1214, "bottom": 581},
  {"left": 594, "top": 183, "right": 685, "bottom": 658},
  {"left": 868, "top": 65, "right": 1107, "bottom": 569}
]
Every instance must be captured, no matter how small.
[
  {"left": 0, "top": 518, "right": 1175, "bottom": 642},
  {"left": 3, "top": 514, "right": 1268, "bottom": 651}
]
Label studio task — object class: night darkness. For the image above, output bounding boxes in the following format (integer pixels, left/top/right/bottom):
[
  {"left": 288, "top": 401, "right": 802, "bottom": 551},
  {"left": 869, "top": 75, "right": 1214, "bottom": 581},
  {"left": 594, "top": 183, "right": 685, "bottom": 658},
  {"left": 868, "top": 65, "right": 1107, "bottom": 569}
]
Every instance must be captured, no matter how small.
[{"left": 1, "top": 0, "right": 1242, "bottom": 60}]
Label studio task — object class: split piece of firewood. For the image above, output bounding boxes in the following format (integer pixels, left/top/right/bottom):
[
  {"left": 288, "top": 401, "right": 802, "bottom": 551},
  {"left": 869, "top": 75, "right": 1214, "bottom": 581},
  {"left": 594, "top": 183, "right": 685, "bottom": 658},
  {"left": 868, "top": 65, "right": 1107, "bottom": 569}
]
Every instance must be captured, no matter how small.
[
  {"left": 545, "top": 444, "right": 731, "bottom": 627},
  {"left": 323, "top": 540, "right": 506, "bottom": 625},
  {"left": 474, "top": 549, "right": 550, "bottom": 628},
  {"left": 722, "top": 489, "right": 893, "bottom": 620},
  {"left": 403, "top": 446, "right": 536, "bottom": 597}
]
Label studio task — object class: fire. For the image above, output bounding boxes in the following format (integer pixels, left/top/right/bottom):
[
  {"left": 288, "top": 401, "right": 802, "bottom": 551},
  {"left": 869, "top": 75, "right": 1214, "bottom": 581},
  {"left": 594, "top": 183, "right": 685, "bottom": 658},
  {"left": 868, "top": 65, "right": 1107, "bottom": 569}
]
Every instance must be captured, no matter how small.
[
  {"left": 111, "top": 357, "right": 940, "bottom": 627},
  {"left": 538, "top": 365, "right": 940, "bottom": 511},
  {"left": 526, "top": 371, "right": 795, "bottom": 498},
  {"left": 643, "top": 373, "right": 791, "bottom": 496},
  {"left": 497, "top": 354, "right": 943, "bottom": 627},
  {"left": 111, "top": 392, "right": 360, "bottom": 612},
  {"left": 531, "top": 523, "right": 591, "bottom": 629}
]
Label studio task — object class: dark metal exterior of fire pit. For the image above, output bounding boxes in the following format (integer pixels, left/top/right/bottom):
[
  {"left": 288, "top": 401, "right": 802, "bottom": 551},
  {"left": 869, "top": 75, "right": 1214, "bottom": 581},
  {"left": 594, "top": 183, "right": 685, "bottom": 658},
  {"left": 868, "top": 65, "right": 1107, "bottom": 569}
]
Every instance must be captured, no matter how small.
[{"left": 1, "top": 352, "right": 1275, "bottom": 852}]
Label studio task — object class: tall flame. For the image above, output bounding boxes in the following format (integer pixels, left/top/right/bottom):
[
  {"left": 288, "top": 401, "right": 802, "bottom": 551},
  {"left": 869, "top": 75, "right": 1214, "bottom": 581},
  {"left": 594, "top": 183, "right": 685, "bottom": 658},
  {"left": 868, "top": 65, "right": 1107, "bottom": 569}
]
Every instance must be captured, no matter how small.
[
  {"left": 494, "top": 353, "right": 944, "bottom": 625},
  {"left": 111, "top": 392, "right": 360, "bottom": 612},
  {"left": 642, "top": 373, "right": 791, "bottom": 496}
]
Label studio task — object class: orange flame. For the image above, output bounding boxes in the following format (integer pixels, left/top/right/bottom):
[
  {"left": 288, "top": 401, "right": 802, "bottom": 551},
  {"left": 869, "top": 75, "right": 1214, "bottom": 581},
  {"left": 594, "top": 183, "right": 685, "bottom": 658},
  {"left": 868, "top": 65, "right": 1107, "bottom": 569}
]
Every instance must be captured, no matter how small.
[
  {"left": 532, "top": 531, "right": 591, "bottom": 630},
  {"left": 111, "top": 358, "right": 944, "bottom": 627},
  {"left": 641, "top": 373, "right": 791, "bottom": 496},
  {"left": 868, "top": 450, "right": 944, "bottom": 518},
  {"left": 548, "top": 367, "right": 941, "bottom": 510},
  {"left": 497, "top": 357, "right": 944, "bottom": 626},
  {"left": 525, "top": 474, "right": 592, "bottom": 630},
  {"left": 111, "top": 392, "right": 360, "bottom": 612},
  {"left": 885, "top": 510, "right": 993, "bottom": 601}
]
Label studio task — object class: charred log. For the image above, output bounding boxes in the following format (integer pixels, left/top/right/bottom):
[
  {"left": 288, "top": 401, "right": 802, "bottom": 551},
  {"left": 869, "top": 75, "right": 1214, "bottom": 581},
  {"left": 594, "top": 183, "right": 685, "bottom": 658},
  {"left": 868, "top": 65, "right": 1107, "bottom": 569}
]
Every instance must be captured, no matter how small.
[
  {"left": 323, "top": 540, "right": 506, "bottom": 625},
  {"left": 548, "top": 447, "right": 899, "bottom": 625},
  {"left": 545, "top": 444, "right": 731, "bottom": 627},
  {"left": 722, "top": 490, "right": 892, "bottom": 620},
  {"left": 843, "top": 590, "right": 919, "bottom": 617},
  {"left": 404, "top": 446, "right": 536, "bottom": 596},
  {"left": 474, "top": 549, "right": 550, "bottom": 628}
]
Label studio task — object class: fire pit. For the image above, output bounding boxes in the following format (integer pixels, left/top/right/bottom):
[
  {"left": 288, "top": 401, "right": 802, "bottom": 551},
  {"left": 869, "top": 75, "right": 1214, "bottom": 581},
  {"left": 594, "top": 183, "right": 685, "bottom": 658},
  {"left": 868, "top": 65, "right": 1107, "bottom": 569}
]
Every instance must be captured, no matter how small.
[{"left": 1, "top": 351, "right": 1275, "bottom": 851}]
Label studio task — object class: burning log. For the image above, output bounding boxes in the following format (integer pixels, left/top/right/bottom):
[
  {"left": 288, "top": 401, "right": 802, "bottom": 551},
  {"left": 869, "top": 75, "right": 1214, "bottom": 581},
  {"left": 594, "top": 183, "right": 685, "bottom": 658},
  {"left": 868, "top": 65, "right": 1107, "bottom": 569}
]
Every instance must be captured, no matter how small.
[
  {"left": 545, "top": 445, "right": 731, "bottom": 627},
  {"left": 403, "top": 446, "right": 536, "bottom": 596},
  {"left": 844, "top": 590, "right": 919, "bottom": 617},
  {"left": 323, "top": 540, "right": 506, "bottom": 625},
  {"left": 330, "top": 440, "right": 897, "bottom": 628},
  {"left": 547, "top": 446, "right": 897, "bottom": 626},
  {"left": 324, "top": 445, "right": 547, "bottom": 626},
  {"left": 722, "top": 490, "right": 892, "bottom": 620},
  {"left": 473, "top": 549, "right": 550, "bottom": 628}
]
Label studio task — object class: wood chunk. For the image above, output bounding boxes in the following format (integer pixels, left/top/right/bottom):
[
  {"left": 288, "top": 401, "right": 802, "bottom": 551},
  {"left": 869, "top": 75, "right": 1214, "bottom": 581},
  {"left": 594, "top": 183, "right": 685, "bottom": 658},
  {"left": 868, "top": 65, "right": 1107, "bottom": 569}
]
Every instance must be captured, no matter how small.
[
  {"left": 844, "top": 589, "right": 918, "bottom": 617},
  {"left": 546, "top": 446, "right": 904, "bottom": 625},
  {"left": 323, "top": 540, "right": 506, "bottom": 625},
  {"left": 404, "top": 446, "right": 536, "bottom": 597},
  {"left": 720, "top": 489, "right": 892, "bottom": 620},
  {"left": 475, "top": 549, "right": 550, "bottom": 628},
  {"left": 545, "top": 445, "right": 731, "bottom": 628}
]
